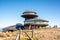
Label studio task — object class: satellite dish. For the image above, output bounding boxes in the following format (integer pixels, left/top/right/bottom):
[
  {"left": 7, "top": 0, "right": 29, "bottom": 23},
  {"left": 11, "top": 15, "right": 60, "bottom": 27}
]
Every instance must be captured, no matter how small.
[
  {"left": 16, "top": 23, "right": 23, "bottom": 26},
  {"left": 16, "top": 23, "right": 23, "bottom": 30}
]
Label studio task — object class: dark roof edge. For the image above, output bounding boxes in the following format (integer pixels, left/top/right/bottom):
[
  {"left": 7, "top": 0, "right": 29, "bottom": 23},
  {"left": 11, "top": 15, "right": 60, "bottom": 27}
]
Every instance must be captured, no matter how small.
[{"left": 24, "top": 19, "right": 49, "bottom": 22}]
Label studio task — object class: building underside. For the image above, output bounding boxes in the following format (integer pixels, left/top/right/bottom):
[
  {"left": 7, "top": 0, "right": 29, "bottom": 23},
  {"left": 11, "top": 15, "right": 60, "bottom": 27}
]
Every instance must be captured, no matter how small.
[{"left": 24, "top": 24, "right": 48, "bottom": 29}]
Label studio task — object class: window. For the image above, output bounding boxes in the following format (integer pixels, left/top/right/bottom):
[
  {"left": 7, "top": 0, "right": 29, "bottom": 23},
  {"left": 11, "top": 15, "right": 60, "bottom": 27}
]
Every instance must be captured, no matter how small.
[{"left": 25, "top": 21, "right": 34, "bottom": 24}]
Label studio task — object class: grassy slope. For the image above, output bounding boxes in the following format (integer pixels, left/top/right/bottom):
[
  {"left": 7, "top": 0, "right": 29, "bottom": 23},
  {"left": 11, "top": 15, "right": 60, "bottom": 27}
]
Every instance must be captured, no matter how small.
[{"left": 0, "top": 28, "right": 60, "bottom": 40}]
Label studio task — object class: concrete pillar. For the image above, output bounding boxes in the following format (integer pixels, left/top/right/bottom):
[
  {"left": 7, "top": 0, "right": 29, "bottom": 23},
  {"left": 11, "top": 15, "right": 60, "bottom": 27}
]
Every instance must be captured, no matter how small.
[{"left": 35, "top": 25, "right": 38, "bottom": 29}]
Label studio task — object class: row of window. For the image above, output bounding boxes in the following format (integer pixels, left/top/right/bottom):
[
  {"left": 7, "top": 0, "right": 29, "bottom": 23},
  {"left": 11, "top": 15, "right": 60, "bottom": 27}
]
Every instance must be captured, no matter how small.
[{"left": 24, "top": 21, "right": 48, "bottom": 24}]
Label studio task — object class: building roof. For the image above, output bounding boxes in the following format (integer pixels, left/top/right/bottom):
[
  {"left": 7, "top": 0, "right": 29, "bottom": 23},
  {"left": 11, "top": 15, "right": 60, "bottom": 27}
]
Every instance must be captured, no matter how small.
[
  {"left": 23, "top": 10, "right": 37, "bottom": 14},
  {"left": 21, "top": 14, "right": 38, "bottom": 18},
  {"left": 21, "top": 10, "right": 38, "bottom": 18}
]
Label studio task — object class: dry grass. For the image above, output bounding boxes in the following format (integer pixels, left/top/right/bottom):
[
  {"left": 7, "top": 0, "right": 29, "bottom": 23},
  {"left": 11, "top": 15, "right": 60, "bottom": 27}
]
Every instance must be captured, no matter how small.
[
  {"left": 34, "top": 28, "right": 60, "bottom": 40},
  {"left": 0, "top": 28, "right": 60, "bottom": 40}
]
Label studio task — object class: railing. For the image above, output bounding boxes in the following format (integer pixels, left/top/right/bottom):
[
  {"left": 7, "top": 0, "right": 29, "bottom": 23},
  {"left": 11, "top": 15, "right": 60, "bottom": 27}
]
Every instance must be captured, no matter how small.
[{"left": 15, "top": 29, "right": 34, "bottom": 40}]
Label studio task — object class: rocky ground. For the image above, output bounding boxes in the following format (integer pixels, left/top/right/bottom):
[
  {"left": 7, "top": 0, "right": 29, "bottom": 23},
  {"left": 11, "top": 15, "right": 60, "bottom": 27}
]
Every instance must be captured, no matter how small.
[{"left": 0, "top": 28, "right": 60, "bottom": 40}]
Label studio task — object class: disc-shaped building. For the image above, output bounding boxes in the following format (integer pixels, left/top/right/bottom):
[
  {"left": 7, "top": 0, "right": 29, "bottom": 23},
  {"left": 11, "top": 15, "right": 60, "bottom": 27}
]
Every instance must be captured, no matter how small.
[
  {"left": 3, "top": 10, "right": 49, "bottom": 32},
  {"left": 21, "top": 10, "right": 49, "bottom": 29}
]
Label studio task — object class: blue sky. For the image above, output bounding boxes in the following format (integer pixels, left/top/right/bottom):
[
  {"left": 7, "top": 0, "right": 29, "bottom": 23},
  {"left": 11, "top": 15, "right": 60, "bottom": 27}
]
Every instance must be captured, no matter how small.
[{"left": 0, "top": 0, "right": 60, "bottom": 28}]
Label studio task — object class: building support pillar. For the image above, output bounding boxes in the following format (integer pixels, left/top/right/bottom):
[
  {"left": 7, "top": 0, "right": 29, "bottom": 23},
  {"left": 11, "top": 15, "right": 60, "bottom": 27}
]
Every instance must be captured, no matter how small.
[
  {"left": 35, "top": 25, "right": 38, "bottom": 29},
  {"left": 34, "top": 25, "right": 36, "bottom": 29}
]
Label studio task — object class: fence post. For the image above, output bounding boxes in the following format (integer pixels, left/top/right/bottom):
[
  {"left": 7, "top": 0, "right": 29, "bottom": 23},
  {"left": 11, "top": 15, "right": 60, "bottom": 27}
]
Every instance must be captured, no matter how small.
[
  {"left": 19, "top": 29, "right": 20, "bottom": 40},
  {"left": 32, "top": 28, "right": 34, "bottom": 40},
  {"left": 32, "top": 29, "right": 33, "bottom": 38}
]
